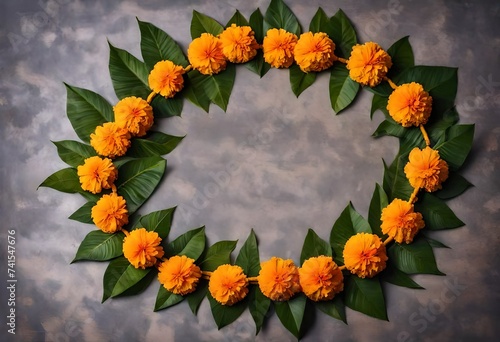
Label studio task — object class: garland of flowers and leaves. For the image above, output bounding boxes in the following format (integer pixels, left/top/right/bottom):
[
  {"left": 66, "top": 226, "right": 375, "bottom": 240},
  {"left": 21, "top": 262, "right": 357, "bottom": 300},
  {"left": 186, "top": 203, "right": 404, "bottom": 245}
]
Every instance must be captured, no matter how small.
[{"left": 39, "top": 0, "right": 474, "bottom": 339}]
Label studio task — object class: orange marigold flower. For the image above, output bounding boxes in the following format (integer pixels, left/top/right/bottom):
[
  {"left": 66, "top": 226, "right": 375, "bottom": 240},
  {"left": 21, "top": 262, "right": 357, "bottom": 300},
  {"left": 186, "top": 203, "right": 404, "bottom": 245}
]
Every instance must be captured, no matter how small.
[
  {"left": 387, "top": 82, "right": 432, "bottom": 127},
  {"left": 91, "top": 192, "right": 128, "bottom": 233},
  {"left": 219, "top": 24, "right": 259, "bottom": 63},
  {"left": 187, "top": 33, "right": 227, "bottom": 75},
  {"left": 90, "top": 122, "right": 131, "bottom": 158},
  {"left": 262, "top": 28, "right": 298, "bottom": 69},
  {"left": 208, "top": 264, "right": 248, "bottom": 306},
  {"left": 148, "top": 60, "right": 186, "bottom": 98},
  {"left": 158, "top": 255, "right": 202, "bottom": 295},
  {"left": 294, "top": 32, "right": 336, "bottom": 72},
  {"left": 123, "top": 228, "right": 164, "bottom": 269},
  {"left": 299, "top": 255, "right": 343, "bottom": 301},
  {"left": 114, "top": 96, "right": 154, "bottom": 137},
  {"left": 343, "top": 233, "right": 388, "bottom": 278},
  {"left": 346, "top": 42, "right": 392, "bottom": 87},
  {"left": 404, "top": 146, "right": 449, "bottom": 192},
  {"left": 381, "top": 199, "right": 425, "bottom": 244},
  {"left": 257, "top": 257, "right": 301, "bottom": 301},
  {"left": 77, "top": 156, "right": 117, "bottom": 194}
]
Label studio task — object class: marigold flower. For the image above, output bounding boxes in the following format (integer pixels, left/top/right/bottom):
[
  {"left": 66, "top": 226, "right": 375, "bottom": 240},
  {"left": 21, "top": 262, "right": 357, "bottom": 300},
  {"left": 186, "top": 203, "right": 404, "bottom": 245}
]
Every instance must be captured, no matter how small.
[
  {"left": 158, "top": 255, "right": 201, "bottom": 295},
  {"left": 257, "top": 257, "right": 301, "bottom": 301},
  {"left": 219, "top": 24, "right": 259, "bottom": 63},
  {"left": 346, "top": 42, "right": 392, "bottom": 87},
  {"left": 387, "top": 82, "right": 432, "bottom": 127},
  {"left": 91, "top": 192, "right": 128, "bottom": 233},
  {"left": 404, "top": 146, "right": 449, "bottom": 192},
  {"left": 90, "top": 122, "right": 131, "bottom": 158},
  {"left": 343, "top": 233, "right": 387, "bottom": 278},
  {"left": 208, "top": 264, "right": 248, "bottom": 306},
  {"left": 148, "top": 60, "right": 186, "bottom": 98},
  {"left": 77, "top": 156, "right": 117, "bottom": 194},
  {"left": 299, "top": 255, "right": 343, "bottom": 301},
  {"left": 294, "top": 32, "right": 336, "bottom": 72},
  {"left": 262, "top": 28, "right": 298, "bottom": 69},
  {"left": 381, "top": 199, "right": 425, "bottom": 244},
  {"left": 114, "top": 96, "right": 154, "bottom": 137},
  {"left": 187, "top": 33, "right": 227, "bottom": 75},
  {"left": 123, "top": 228, "right": 164, "bottom": 269}
]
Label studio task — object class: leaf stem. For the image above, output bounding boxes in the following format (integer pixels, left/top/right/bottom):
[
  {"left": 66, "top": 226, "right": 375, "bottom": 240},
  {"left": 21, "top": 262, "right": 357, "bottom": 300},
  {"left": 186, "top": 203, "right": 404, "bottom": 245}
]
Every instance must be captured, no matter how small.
[
  {"left": 383, "top": 236, "right": 394, "bottom": 245},
  {"left": 147, "top": 91, "right": 156, "bottom": 104},
  {"left": 384, "top": 77, "right": 398, "bottom": 90},
  {"left": 419, "top": 125, "right": 431, "bottom": 146},
  {"left": 336, "top": 57, "right": 348, "bottom": 64}
]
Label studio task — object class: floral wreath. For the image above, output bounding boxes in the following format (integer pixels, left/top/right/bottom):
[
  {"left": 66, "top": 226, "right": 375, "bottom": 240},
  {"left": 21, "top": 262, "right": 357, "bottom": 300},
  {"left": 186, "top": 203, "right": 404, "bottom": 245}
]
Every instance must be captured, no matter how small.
[{"left": 40, "top": 0, "right": 474, "bottom": 339}]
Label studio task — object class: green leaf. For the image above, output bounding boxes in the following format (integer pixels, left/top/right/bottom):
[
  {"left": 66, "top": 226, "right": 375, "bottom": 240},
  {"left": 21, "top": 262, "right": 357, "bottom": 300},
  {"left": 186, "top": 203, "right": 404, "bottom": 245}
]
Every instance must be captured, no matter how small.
[
  {"left": 309, "top": 7, "right": 330, "bottom": 33},
  {"left": 102, "top": 256, "right": 152, "bottom": 302},
  {"left": 127, "top": 131, "right": 184, "bottom": 157},
  {"left": 382, "top": 155, "right": 414, "bottom": 202},
  {"left": 138, "top": 19, "right": 189, "bottom": 69},
  {"left": 329, "top": 9, "right": 357, "bottom": 59},
  {"left": 185, "top": 70, "right": 212, "bottom": 112},
  {"left": 372, "top": 119, "right": 406, "bottom": 139},
  {"left": 39, "top": 168, "right": 82, "bottom": 194},
  {"left": 139, "top": 207, "right": 176, "bottom": 239},
  {"left": 154, "top": 286, "right": 184, "bottom": 311},
  {"left": 388, "top": 235, "right": 444, "bottom": 275},
  {"left": 344, "top": 276, "right": 388, "bottom": 320},
  {"left": 116, "top": 156, "right": 166, "bottom": 215},
  {"left": 72, "top": 230, "right": 125, "bottom": 262},
  {"left": 187, "top": 280, "right": 207, "bottom": 315},
  {"left": 435, "top": 124, "right": 475, "bottom": 171},
  {"left": 204, "top": 63, "right": 236, "bottom": 111},
  {"left": 427, "top": 107, "right": 460, "bottom": 145},
  {"left": 316, "top": 295, "right": 347, "bottom": 323},
  {"left": 64, "top": 84, "right": 114, "bottom": 143},
  {"left": 289, "top": 64, "right": 316, "bottom": 97},
  {"left": 414, "top": 193, "right": 464, "bottom": 230},
  {"left": 300, "top": 228, "right": 332, "bottom": 264},
  {"left": 386, "top": 36, "right": 414, "bottom": 78},
  {"left": 329, "top": 63, "right": 360, "bottom": 113},
  {"left": 274, "top": 294, "right": 307, "bottom": 339},
  {"left": 246, "top": 9, "right": 271, "bottom": 77},
  {"left": 108, "top": 42, "right": 150, "bottom": 100},
  {"left": 264, "top": 0, "right": 301, "bottom": 35},
  {"left": 199, "top": 240, "right": 237, "bottom": 272},
  {"left": 208, "top": 293, "right": 248, "bottom": 330},
  {"left": 368, "top": 184, "right": 389, "bottom": 238},
  {"left": 226, "top": 10, "right": 249, "bottom": 27},
  {"left": 68, "top": 201, "right": 95, "bottom": 224},
  {"left": 249, "top": 286, "right": 271, "bottom": 335},
  {"left": 370, "top": 94, "right": 389, "bottom": 119},
  {"left": 53, "top": 140, "right": 97, "bottom": 167},
  {"left": 191, "top": 10, "right": 224, "bottom": 38},
  {"left": 330, "top": 203, "right": 371, "bottom": 264},
  {"left": 165, "top": 227, "right": 206, "bottom": 261},
  {"left": 150, "top": 92, "right": 183, "bottom": 118},
  {"left": 235, "top": 230, "right": 260, "bottom": 277},
  {"left": 381, "top": 264, "right": 424, "bottom": 289},
  {"left": 434, "top": 171, "right": 472, "bottom": 200},
  {"left": 424, "top": 235, "right": 450, "bottom": 249}
]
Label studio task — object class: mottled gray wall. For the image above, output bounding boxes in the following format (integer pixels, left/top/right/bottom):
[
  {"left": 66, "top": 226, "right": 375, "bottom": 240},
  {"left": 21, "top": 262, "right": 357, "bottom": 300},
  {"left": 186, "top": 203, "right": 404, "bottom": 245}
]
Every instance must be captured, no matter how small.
[{"left": 0, "top": 0, "right": 499, "bottom": 341}]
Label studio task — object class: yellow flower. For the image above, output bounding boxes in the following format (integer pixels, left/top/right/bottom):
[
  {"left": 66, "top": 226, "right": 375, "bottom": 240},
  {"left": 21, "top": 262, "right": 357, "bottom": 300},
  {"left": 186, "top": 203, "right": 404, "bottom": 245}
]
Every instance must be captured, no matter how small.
[
  {"left": 148, "top": 60, "right": 186, "bottom": 98},
  {"left": 381, "top": 199, "right": 425, "bottom": 244},
  {"left": 114, "top": 96, "right": 154, "bottom": 137},
  {"left": 90, "top": 122, "right": 131, "bottom": 158},
  {"left": 219, "top": 24, "right": 259, "bottom": 63},
  {"left": 262, "top": 28, "right": 298, "bottom": 69},
  {"left": 257, "top": 257, "right": 301, "bottom": 301},
  {"left": 346, "top": 42, "right": 392, "bottom": 87},
  {"left": 208, "top": 264, "right": 248, "bottom": 306},
  {"left": 77, "top": 156, "right": 117, "bottom": 194},
  {"left": 404, "top": 146, "right": 449, "bottom": 192},
  {"left": 294, "top": 32, "right": 336, "bottom": 72},
  {"left": 387, "top": 82, "right": 432, "bottom": 127},
  {"left": 158, "top": 255, "right": 201, "bottom": 295},
  {"left": 299, "top": 255, "right": 343, "bottom": 301},
  {"left": 91, "top": 192, "right": 128, "bottom": 233},
  {"left": 343, "top": 233, "right": 387, "bottom": 278},
  {"left": 187, "top": 33, "right": 227, "bottom": 75},
  {"left": 123, "top": 228, "right": 164, "bottom": 269}
]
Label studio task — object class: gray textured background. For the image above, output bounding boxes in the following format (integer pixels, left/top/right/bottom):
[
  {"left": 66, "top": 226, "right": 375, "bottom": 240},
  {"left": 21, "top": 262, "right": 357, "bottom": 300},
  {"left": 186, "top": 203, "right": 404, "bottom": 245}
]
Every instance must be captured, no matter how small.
[{"left": 1, "top": 0, "right": 499, "bottom": 341}]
